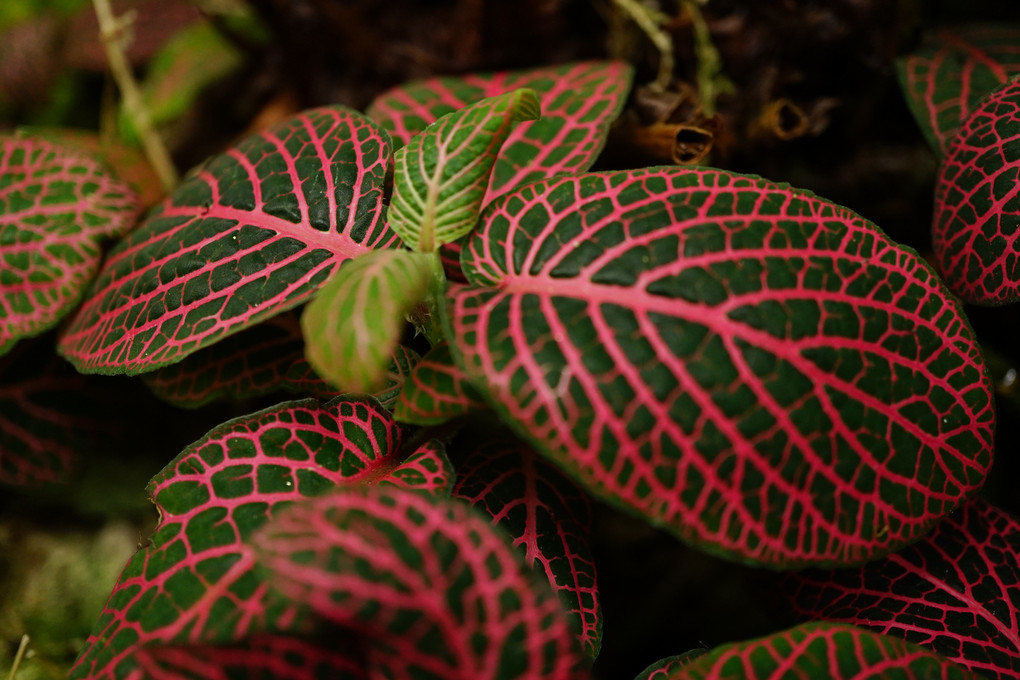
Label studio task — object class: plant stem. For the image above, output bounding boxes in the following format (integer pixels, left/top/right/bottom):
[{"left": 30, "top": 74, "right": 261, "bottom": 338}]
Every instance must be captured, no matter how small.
[
  {"left": 685, "top": 0, "right": 732, "bottom": 116},
  {"left": 422, "top": 250, "right": 448, "bottom": 346},
  {"left": 613, "top": 0, "right": 674, "bottom": 92},
  {"left": 6, "top": 635, "right": 29, "bottom": 680},
  {"left": 91, "top": 0, "right": 179, "bottom": 192}
]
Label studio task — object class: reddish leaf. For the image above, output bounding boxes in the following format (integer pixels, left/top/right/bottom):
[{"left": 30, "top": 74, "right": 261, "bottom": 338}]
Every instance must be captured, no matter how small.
[
  {"left": 141, "top": 312, "right": 305, "bottom": 408},
  {"left": 68, "top": 396, "right": 450, "bottom": 680},
  {"left": 899, "top": 25, "right": 1020, "bottom": 154},
  {"left": 933, "top": 76, "right": 1020, "bottom": 306},
  {"left": 454, "top": 438, "right": 601, "bottom": 658},
  {"left": 0, "top": 134, "right": 139, "bottom": 356},
  {"left": 131, "top": 633, "right": 365, "bottom": 680},
  {"left": 58, "top": 106, "right": 395, "bottom": 374},
  {"left": 254, "top": 485, "right": 589, "bottom": 680},
  {"left": 0, "top": 344, "right": 99, "bottom": 485},
  {"left": 784, "top": 498, "right": 1020, "bottom": 680},
  {"left": 633, "top": 649, "right": 707, "bottom": 680},
  {"left": 367, "top": 61, "right": 633, "bottom": 202},
  {"left": 393, "top": 341, "right": 487, "bottom": 425},
  {"left": 445, "top": 167, "right": 994, "bottom": 568},
  {"left": 656, "top": 622, "right": 981, "bottom": 679}
]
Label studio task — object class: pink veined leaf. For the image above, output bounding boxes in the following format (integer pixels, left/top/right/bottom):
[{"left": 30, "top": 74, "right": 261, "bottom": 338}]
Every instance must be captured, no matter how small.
[
  {"left": 130, "top": 633, "right": 366, "bottom": 680},
  {"left": 141, "top": 312, "right": 305, "bottom": 408},
  {"left": 657, "top": 622, "right": 981, "bottom": 679},
  {"left": 68, "top": 395, "right": 450, "bottom": 680},
  {"left": 784, "top": 498, "right": 1020, "bottom": 680},
  {"left": 58, "top": 106, "right": 396, "bottom": 375},
  {"left": 284, "top": 345, "right": 420, "bottom": 411},
  {"left": 453, "top": 438, "right": 601, "bottom": 658},
  {"left": 933, "top": 76, "right": 1020, "bottom": 306},
  {"left": 898, "top": 24, "right": 1020, "bottom": 154},
  {"left": 253, "top": 485, "right": 590, "bottom": 680},
  {"left": 445, "top": 167, "right": 994, "bottom": 568},
  {"left": 0, "top": 342, "right": 109, "bottom": 486},
  {"left": 0, "top": 134, "right": 139, "bottom": 356},
  {"left": 367, "top": 60, "right": 633, "bottom": 202},
  {"left": 393, "top": 340, "right": 487, "bottom": 425},
  {"left": 633, "top": 649, "right": 708, "bottom": 680}
]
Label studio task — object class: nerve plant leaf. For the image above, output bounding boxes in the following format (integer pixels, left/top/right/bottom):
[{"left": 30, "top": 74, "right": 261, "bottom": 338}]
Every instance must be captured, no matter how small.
[
  {"left": 368, "top": 60, "right": 633, "bottom": 201},
  {"left": 285, "top": 345, "right": 421, "bottom": 410},
  {"left": 784, "top": 498, "right": 1020, "bottom": 680},
  {"left": 899, "top": 25, "right": 1020, "bottom": 154},
  {"left": 933, "top": 76, "right": 1020, "bottom": 306},
  {"left": 58, "top": 106, "right": 395, "bottom": 374},
  {"left": 394, "top": 340, "right": 487, "bottom": 425},
  {"left": 0, "top": 134, "right": 138, "bottom": 356},
  {"left": 633, "top": 649, "right": 708, "bottom": 680},
  {"left": 68, "top": 396, "right": 450, "bottom": 680},
  {"left": 446, "top": 167, "right": 994, "bottom": 568},
  {"left": 302, "top": 249, "right": 433, "bottom": 393},
  {"left": 654, "top": 622, "right": 981, "bottom": 679},
  {"left": 388, "top": 89, "right": 540, "bottom": 252},
  {"left": 454, "top": 439, "right": 602, "bottom": 658},
  {"left": 253, "top": 484, "right": 589, "bottom": 680},
  {"left": 130, "top": 633, "right": 366, "bottom": 680}
]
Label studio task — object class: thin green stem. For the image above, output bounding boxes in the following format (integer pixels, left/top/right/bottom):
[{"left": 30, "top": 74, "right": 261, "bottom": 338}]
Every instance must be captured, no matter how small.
[
  {"left": 421, "top": 250, "right": 448, "bottom": 346},
  {"left": 6, "top": 635, "right": 29, "bottom": 680}
]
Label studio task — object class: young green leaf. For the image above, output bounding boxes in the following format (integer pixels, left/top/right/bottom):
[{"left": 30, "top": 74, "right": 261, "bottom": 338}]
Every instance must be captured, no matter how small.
[
  {"left": 446, "top": 167, "right": 994, "bottom": 568},
  {"left": 253, "top": 484, "right": 589, "bottom": 680},
  {"left": 387, "top": 89, "right": 540, "bottom": 252},
  {"left": 302, "top": 249, "right": 433, "bottom": 393},
  {"left": 656, "top": 622, "right": 981, "bottom": 679},
  {"left": 0, "top": 134, "right": 138, "bottom": 356}
]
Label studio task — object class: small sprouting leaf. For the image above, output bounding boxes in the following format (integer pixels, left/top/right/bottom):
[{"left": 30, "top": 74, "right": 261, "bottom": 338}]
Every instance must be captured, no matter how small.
[
  {"left": 633, "top": 649, "right": 708, "bottom": 680},
  {"left": 142, "top": 312, "right": 304, "bottom": 408},
  {"left": 0, "top": 134, "right": 138, "bottom": 356},
  {"left": 393, "top": 340, "right": 487, "bottom": 425},
  {"left": 784, "top": 498, "right": 1020, "bottom": 680},
  {"left": 454, "top": 438, "right": 601, "bottom": 658},
  {"left": 933, "top": 76, "right": 1020, "bottom": 306},
  {"left": 69, "top": 396, "right": 450, "bottom": 680},
  {"left": 387, "top": 89, "right": 540, "bottom": 252},
  {"left": 58, "top": 106, "right": 395, "bottom": 374},
  {"left": 285, "top": 345, "right": 420, "bottom": 410},
  {"left": 446, "top": 167, "right": 994, "bottom": 568},
  {"left": 253, "top": 484, "right": 588, "bottom": 680},
  {"left": 130, "top": 634, "right": 365, "bottom": 680},
  {"left": 368, "top": 60, "right": 633, "bottom": 201},
  {"left": 656, "top": 623, "right": 980, "bottom": 679},
  {"left": 898, "top": 24, "right": 1020, "bottom": 154},
  {"left": 302, "top": 249, "right": 433, "bottom": 393}
]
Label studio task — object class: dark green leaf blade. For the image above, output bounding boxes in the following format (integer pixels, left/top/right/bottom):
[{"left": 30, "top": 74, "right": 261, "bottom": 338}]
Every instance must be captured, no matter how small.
[
  {"left": 0, "top": 134, "right": 138, "bottom": 356},
  {"left": 58, "top": 106, "right": 395, "bottom": 374},
  {"left": 446, "top": 167, "right": 994, "bottom": 568}
]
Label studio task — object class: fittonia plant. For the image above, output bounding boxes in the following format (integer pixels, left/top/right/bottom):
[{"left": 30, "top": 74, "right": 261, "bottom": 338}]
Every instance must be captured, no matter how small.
[{"left": 0, "top": 57, "right": 1014, "bottom": 678}]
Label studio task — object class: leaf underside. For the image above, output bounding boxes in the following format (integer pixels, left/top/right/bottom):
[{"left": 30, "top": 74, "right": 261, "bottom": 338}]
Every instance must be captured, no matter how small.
[
  {"left": 453, "top": 438, "right": 602, "bottom": 658},
  {"left": 661, "top": 622, "right": 980, "bottom": 679},
  {"left": 68, "top": 396, "right": 450, "bottom": 680},
  {"left": 898, "top": 24, "right": 1020, "bottom": 154},
  {"left": 933, "top": 76, "right": 1020, "bottom": 306},
  {"left": 254, "top": 484, "right": 589, "bottom": 680},
  {"left": 446, "top": 166, "right": 994, "bottom": 568},
  {"left": 58, "top": 106, "right": 395, "bottom": 375},
  {"left": 0, "top": 134, "right": 138, "bottom": 356},
  {"left": 784, "top": 498, "right": 1020, "bottom": 680}
]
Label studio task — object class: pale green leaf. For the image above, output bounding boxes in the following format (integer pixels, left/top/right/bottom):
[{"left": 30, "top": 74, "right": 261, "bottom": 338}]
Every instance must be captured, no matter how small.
[
  {"left": 302, "top": 249, "right": 433, "bottom": 393},
  {"left": 388, "top": 88, "right": 540, "bottom": 252}
]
